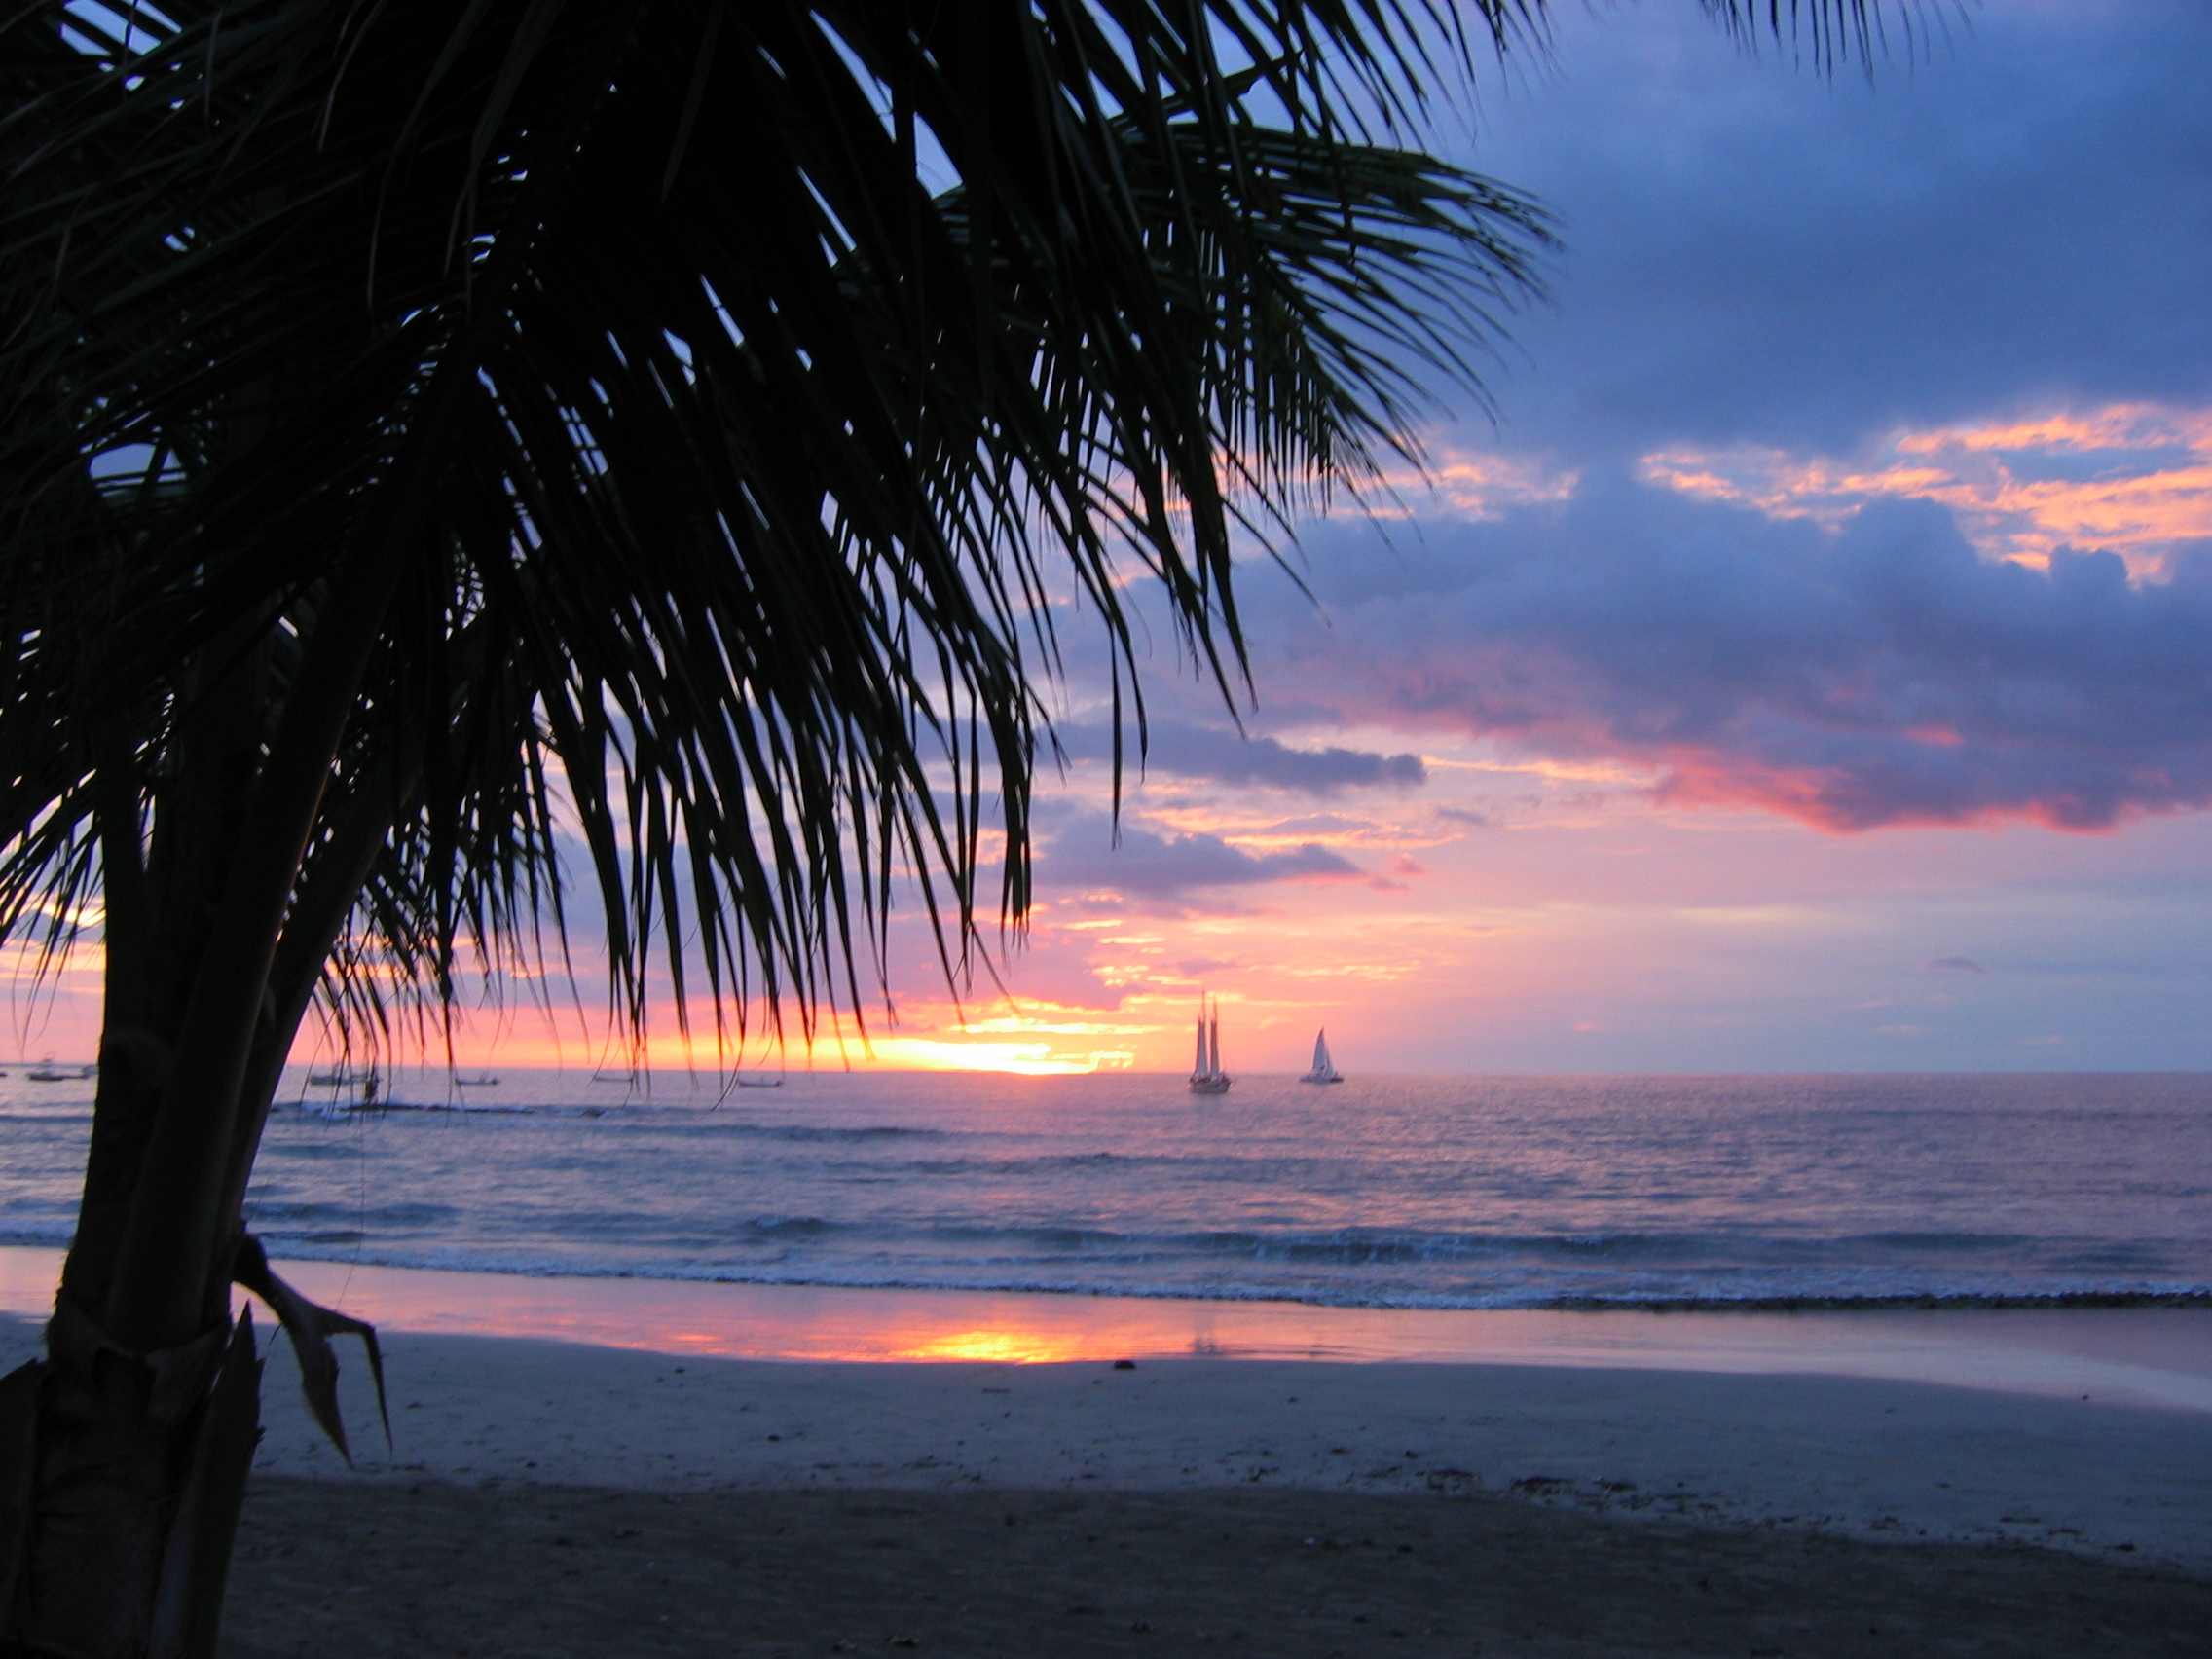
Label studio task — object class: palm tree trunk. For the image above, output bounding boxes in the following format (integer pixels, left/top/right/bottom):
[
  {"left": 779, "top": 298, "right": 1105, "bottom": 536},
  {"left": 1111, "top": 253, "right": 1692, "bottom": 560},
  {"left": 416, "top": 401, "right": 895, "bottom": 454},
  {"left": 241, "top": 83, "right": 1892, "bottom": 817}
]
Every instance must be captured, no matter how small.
[{"left": 1, "top": 550, "right": 411, "bottom": 1657}]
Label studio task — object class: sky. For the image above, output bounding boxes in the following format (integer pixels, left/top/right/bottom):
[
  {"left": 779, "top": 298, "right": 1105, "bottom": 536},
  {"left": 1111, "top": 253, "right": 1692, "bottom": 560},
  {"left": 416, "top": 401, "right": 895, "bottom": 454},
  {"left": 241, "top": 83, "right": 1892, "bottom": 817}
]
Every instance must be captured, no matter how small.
[
  {"left": 16, "top": 1, "right": 2212, "bottom": 1078},
  {"left": 851, "top": 0, "right": 2212, "bottom": 1077}
]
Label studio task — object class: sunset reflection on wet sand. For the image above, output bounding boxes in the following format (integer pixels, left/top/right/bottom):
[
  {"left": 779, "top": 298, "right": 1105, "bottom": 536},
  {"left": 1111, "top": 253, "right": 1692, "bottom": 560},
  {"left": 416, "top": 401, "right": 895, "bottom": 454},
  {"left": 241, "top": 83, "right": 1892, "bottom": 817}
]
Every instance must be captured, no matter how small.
[{"left": 2, "top": 1245, "right": 2205, "bottom": 1410}]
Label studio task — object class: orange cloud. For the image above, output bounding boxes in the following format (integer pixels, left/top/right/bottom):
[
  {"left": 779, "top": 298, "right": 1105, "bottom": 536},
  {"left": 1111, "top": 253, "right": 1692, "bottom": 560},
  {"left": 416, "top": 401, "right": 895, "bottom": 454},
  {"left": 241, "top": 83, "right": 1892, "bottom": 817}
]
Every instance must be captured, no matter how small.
[
  {"left": 1641, "top": 403, "right": 2212, "bottom": 578},
  {"left": 1360, "top": 447, "right": 1582, "bottom": 520}
]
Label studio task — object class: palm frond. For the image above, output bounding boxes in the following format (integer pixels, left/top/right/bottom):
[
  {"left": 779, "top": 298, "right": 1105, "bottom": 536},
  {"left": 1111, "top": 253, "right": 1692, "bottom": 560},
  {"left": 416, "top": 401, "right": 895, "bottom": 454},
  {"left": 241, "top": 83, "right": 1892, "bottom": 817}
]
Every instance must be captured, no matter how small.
[{"left": 0, "top": 1, "right": 1883, "bottom": 1054}]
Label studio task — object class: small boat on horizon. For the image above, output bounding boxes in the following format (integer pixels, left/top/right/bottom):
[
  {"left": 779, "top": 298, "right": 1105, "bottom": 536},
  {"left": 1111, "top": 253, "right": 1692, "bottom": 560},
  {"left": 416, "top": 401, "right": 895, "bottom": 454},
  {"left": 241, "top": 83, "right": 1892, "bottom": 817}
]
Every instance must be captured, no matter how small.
[
  {"left": 454, "top": 1072, "right": 500, "bottom": 1087},
  {"left": 1189, "top": 996, "right": 1231, "bottom": 1095},
  {"left": 307, "top": 1065, "right": 382, "bottom": 1104},
  {"left": 1300, "top": 1029, "right": 1344, "bottom": 1085},
  {"left": 24, "top": 1057, "right": 94, "bottom": 1083}
]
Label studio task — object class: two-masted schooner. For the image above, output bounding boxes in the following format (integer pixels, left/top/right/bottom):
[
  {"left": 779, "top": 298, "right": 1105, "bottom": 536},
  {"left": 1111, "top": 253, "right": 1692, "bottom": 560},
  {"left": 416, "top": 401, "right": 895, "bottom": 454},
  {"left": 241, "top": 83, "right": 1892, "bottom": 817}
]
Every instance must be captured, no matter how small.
[
  {"left": 1300, "top": 1029, "right": 1344, "bottom": 1085},
  {"left": 1188, "top": 996, "right": 1231, "bottom": 1094}
]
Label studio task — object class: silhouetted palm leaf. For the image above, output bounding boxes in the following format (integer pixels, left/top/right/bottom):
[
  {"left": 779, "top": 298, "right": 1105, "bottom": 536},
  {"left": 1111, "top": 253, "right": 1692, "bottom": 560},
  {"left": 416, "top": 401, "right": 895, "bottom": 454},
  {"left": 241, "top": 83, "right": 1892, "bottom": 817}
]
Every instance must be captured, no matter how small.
[{"left": 3, "top": 0, "right": 1567, "bottom": 1049}]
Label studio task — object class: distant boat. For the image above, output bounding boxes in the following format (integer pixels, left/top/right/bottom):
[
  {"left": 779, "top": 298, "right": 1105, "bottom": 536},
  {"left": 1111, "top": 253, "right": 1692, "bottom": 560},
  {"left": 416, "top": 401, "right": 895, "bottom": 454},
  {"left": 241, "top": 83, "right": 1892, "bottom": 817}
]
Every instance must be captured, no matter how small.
[
  {"left": 1300, "top": 1029, "right": 1344, "bottom": 1085},
  {"left": 735, "top": 1076, "right": 784, "bottom": 1088},
  {"left": 590, "top": 1069, "right": 638, "bottom": 1084},
  {"left": 1188, "top": 997, "right": 1231, "bottom": 1095},
  {"left": 307, "top": 1066, "right": 381, "bottom": 1104},
  {"left": 24, "top": 1058, "right": 92, "bottom": 1083},
  {"left": 453, "top": 1073, "right": 500, "bottom": 1088}
]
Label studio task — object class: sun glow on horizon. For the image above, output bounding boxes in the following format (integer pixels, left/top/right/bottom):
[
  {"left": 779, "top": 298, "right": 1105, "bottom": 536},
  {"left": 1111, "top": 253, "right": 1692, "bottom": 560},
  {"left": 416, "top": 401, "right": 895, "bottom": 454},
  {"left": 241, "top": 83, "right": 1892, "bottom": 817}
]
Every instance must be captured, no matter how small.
[{"left": 854, "top": 1037, "right": 1127, "bottom": 1076}]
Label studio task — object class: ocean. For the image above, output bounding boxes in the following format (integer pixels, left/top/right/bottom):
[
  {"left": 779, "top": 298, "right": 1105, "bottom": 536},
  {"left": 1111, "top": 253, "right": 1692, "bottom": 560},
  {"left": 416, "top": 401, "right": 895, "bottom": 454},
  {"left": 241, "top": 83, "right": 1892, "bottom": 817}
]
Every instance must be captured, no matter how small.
[{"left": 2, "top": 1070, "right": 2207, "bottom": 1310}]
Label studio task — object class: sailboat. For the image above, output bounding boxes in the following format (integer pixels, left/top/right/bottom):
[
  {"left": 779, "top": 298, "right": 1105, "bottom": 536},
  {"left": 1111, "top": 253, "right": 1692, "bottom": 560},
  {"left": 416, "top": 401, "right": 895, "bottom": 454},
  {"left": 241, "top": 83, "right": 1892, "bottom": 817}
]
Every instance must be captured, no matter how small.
[
  {"left": 1188, "top": 997, "right": 1231, "bottom": 1095},
  {"left": 1300, "top": 1029, "right": 1344, "bottom": 1084}
]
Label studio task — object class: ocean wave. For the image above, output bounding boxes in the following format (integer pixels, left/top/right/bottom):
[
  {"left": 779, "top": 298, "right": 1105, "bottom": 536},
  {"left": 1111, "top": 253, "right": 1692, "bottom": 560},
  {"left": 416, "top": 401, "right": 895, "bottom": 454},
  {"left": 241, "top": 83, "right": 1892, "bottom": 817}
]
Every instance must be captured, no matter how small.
[
  {"left": 891, "top": 1222, "right": 2109, "bottom": 1269},
  {"left": 1855, "top": 1231, "right": 2040, "bottom": 1254},
  {"left": 1540, "top": 1289, "right": 2212, "bottom": 1311},
  {"left": 280, "top": 1098, "right": 538, "bottom": 1117},
  {"left": 889, "top": 1152, "right": 1178, "bottom": 1177},
  {"left": 736, "top": 1124, "right": 952, "bottom": 1143},
  {"left": 0, "top": 1223, "right": 74, "bottom": 1249},
  {"left": 246, "top": 1198, "right": 460, "bottom": 1228},
  {"left": 218, "top": 1238, "right": 2212, "bottom": 1311},
  {"left": 17, "top": 1206, "right": 2204, "bottom": 1312}
]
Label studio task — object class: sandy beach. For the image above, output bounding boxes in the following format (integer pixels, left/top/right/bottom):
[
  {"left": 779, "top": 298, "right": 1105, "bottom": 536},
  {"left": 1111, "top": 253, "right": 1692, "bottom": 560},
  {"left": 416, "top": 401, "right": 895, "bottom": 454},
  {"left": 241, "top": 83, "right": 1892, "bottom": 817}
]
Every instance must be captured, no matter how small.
[{"left": 5, "top": 1271, "right": 2208, "bottom": 1654}]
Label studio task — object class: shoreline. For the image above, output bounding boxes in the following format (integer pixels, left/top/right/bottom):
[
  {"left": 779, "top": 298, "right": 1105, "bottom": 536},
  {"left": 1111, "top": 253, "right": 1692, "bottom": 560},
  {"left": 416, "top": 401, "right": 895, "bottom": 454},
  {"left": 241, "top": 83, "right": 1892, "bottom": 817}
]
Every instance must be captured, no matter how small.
[
  {"left": 4, "top": 1244, "right": 2210, "bottom": 1412},
  {"left": 7, "top": 1242, "right": 2204, "bottom": 1314}
]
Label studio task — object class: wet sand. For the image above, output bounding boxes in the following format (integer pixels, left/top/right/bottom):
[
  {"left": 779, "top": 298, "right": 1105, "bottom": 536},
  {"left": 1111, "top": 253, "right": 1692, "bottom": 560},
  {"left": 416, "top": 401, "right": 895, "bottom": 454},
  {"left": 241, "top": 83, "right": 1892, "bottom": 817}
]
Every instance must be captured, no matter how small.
[{"left": 212, "top": 1327, "right": 2212, "bottom": 1570}]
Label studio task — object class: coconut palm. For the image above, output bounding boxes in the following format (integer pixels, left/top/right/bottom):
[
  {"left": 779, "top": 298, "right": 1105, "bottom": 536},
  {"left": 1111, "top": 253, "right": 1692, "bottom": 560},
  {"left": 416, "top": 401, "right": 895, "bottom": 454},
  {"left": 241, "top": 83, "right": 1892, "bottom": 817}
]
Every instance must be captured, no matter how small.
[{"left": 0, "top": 1, "right": 1891, "bottom": 1652}]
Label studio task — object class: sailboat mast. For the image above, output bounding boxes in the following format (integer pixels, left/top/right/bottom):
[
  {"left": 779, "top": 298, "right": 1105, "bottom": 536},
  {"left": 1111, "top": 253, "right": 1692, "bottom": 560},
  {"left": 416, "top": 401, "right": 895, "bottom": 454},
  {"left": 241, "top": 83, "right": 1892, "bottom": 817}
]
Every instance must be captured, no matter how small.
[{"left": 1187, "top": 994, "right": 1233, "bottom": 1093}]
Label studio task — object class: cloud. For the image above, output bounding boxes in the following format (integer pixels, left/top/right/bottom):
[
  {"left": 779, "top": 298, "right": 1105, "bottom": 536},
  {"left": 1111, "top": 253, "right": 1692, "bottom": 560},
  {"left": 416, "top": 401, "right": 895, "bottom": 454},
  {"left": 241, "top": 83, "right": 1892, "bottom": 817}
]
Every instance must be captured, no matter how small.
[
  {"left": 1266, "top": 471, "right": 2212, "bottom": 831},
  {"left": 1055, "top": 719, "right": 1424, "bottom": 795},
  {"left": 1642, "top": 405, "right": 2212, "bottom": 579},
  {"left": 1074, "top": 9, "right": 2212, "bottom": 853},
  {"left": 1922, "top": 957, "right": 1987, "bottom": 975},
  {"left": 1366, "top": 450, "right": 1581, "bottom": 520},
  {"left": 1461, "top": 3, "right": 2212, "bottom": 456},
  {"left": 1039, "top": 812, "right": 1360, "bottom": 899}
]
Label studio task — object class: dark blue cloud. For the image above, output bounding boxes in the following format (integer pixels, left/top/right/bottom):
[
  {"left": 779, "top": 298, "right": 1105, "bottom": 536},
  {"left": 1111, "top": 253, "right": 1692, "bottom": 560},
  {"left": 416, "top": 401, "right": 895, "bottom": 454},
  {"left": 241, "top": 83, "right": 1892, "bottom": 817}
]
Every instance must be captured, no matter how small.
[
  {"left": 1260, "top": 479, "right": 2212, "bottom": 830},
  {"left": 1053, "top": 719, "right": 1424, "bottom": 795},
  {"left": 1039, "top": 812, "right": 1360, "bottom": 898}
]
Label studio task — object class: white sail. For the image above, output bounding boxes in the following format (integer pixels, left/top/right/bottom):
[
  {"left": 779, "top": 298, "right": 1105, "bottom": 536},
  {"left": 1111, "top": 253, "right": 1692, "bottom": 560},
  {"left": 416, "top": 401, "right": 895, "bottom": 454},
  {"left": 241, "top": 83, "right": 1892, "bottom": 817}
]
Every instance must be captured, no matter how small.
[
  {"left": 1300, "top": 1026, "right": 1343, "bottom": 1084},
  {"left": 1190, "top": 996, "right": 1232, "bottom": 1093}
]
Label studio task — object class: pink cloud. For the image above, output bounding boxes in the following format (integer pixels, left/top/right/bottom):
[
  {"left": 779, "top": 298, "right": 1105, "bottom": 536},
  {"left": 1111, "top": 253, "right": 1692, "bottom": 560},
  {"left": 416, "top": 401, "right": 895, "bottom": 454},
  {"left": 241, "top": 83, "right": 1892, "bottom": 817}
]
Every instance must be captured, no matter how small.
[{"left": 1264, "top": 424, "right": 2212, "bottom": 834}]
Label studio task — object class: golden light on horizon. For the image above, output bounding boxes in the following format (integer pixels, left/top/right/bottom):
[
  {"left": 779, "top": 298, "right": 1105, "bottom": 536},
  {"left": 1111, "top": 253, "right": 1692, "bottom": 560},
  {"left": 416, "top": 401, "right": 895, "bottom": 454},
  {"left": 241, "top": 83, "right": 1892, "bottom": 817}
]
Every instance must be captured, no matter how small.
[{"left": 857, "top": 1038, "right": 1123, "bottom": 1076}]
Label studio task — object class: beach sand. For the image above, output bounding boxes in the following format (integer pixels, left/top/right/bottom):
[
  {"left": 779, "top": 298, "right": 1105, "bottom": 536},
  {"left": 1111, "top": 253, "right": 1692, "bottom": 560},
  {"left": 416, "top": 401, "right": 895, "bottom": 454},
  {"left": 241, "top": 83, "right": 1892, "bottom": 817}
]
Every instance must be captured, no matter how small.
[
  {"left": 3, "top": 1297, "right": 2207, "bottom": 1654},
  {"left": 224, "top": 1478, "right": 2203, "bottom": 1658}
]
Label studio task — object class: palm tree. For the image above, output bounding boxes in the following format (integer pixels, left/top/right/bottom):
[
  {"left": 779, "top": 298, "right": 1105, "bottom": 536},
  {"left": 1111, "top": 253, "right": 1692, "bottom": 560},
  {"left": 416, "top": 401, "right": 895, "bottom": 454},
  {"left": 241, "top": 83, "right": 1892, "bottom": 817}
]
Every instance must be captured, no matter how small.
[{"left": 0, "top": 2, "right": 1892, "bottom": 1652}]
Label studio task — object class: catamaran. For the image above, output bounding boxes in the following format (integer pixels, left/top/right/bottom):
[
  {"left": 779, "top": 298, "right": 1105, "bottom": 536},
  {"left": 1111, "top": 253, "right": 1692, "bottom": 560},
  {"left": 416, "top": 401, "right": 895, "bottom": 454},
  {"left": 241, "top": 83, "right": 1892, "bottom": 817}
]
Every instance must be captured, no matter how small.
[
  {"left": 1300, "top": 1029, "right": 1343, "bottom": 1085},
  {"left": 1188, "top": 997, "right": 1231, "bottom": 1094}
]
